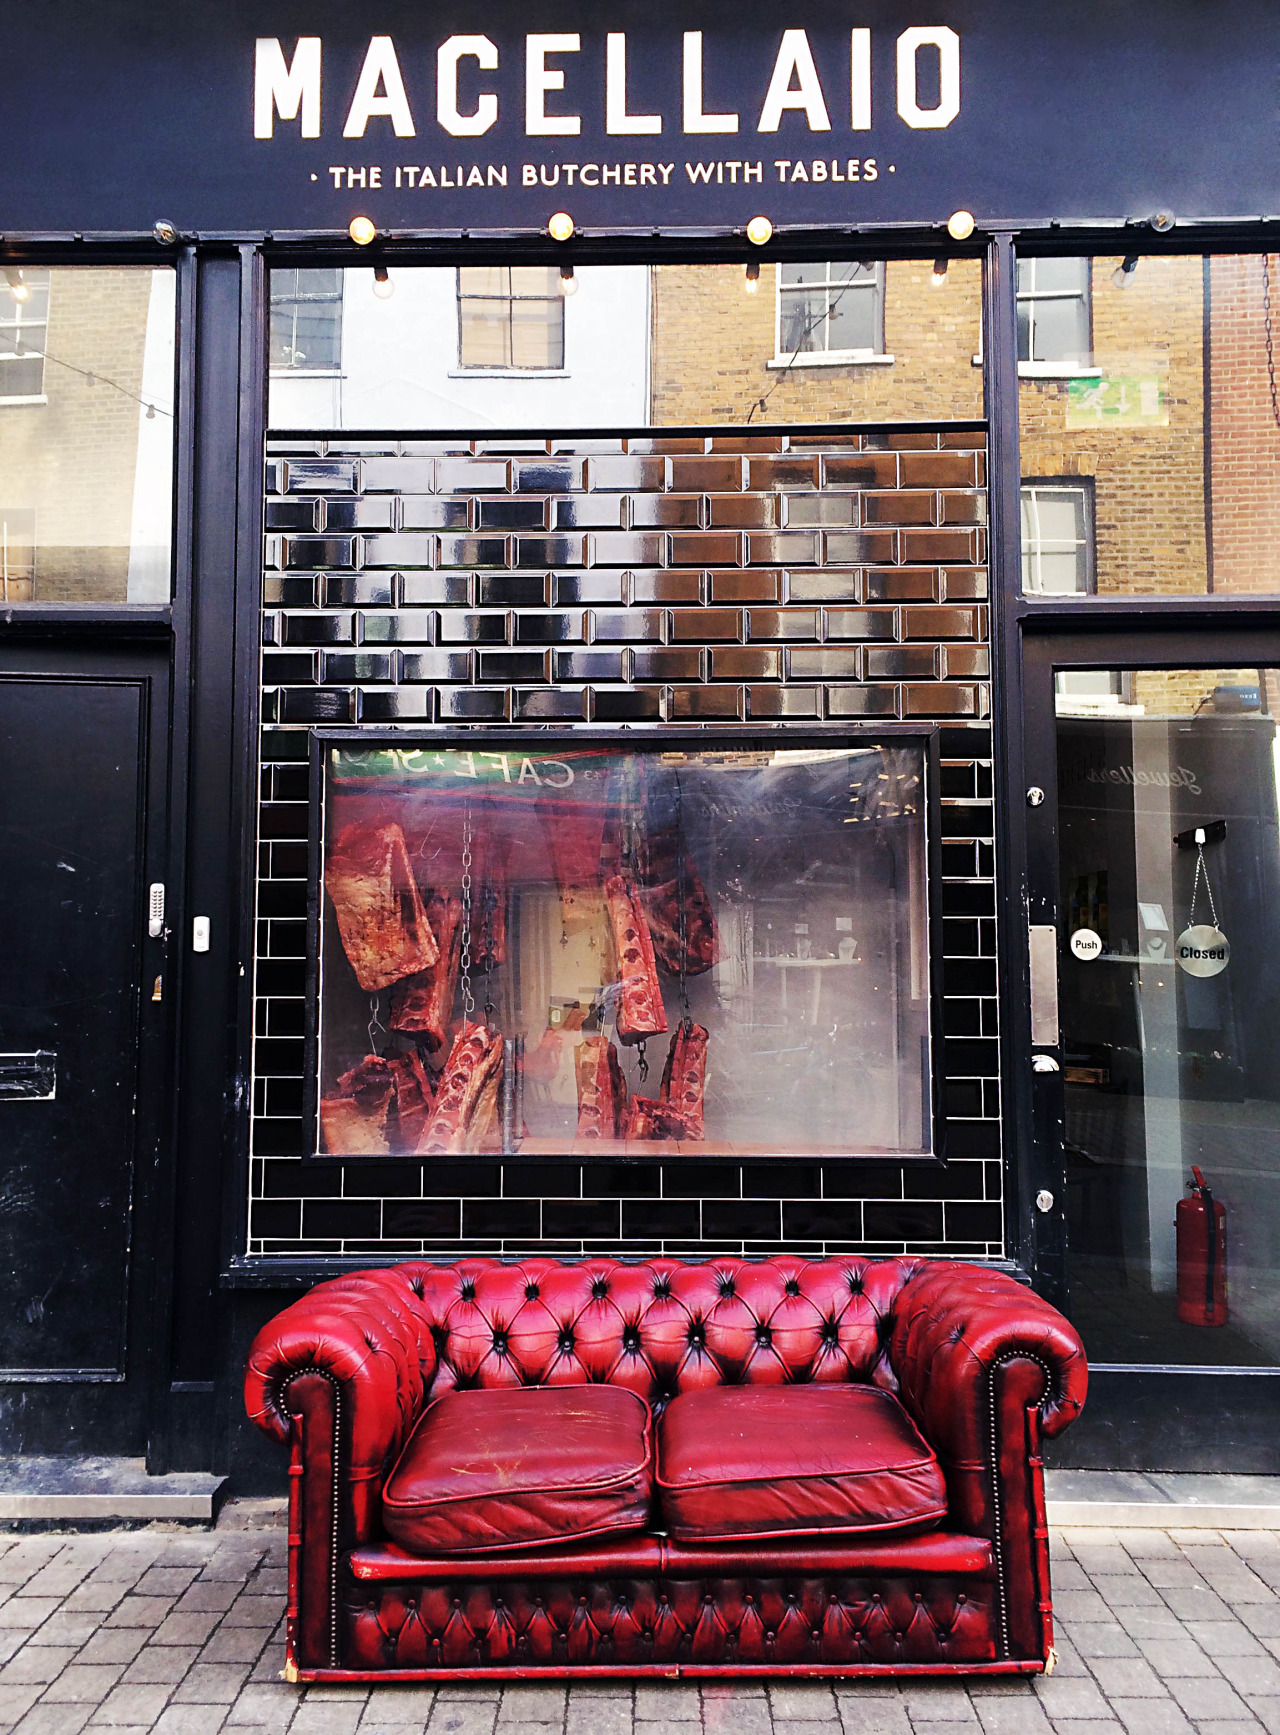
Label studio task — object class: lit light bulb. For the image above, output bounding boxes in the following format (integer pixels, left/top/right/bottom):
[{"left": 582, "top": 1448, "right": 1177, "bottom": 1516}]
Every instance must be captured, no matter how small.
[
  {"left": 746, "top": 216, "right": 773, "bottom": 246},
  {"left": 1111, "top": 255, "right": 1139, "bottom": 290},
  {"left": 744, "top": 261, "right": 761, "bottom": 295},
  {"left": 548, "top": 211, "right": 575, "bottom": 242},
  {"left": 931, "top": 257, "right": 949, "bottom": 288},
  {"left": 372, "top": 263, "right": 395, "bottom": 299},
  {"left": 5, "top": 268, "right": 29, "bottom": 303},
  {"left": 559, "top": 264, "right": 578, "bottom": 297},
  {"left": 946, "top": 209, "right": 976, "bottom": 241},
  {"left": 348, "top": 215, "right": 377, "bottom": 246}
]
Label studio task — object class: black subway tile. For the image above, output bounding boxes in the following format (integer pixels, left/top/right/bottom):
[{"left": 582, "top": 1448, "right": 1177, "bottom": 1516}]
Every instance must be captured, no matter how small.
[
  {"left": 944, "top": 1202, "right": 1003, "bottom": 1241},
  {"left": 301, "top": 1200, "right": 383, "bottom": 1238},
  {"left": 782, "top": 1200, "right": 864, "bottom": 1239},
  {"left": 463, "top": 1199, "right": 542, "bottom": 1238},
  {"left": 382, "top": 1200, "right": 463, "bottom": 1238},
  {"left": 702, "top": 1200, "right": 782, "bottom": 1240},
  {"left": 542, "top": 1199, "right": 622, "bottom": 1238},
  {"left": 623, "top": 1200, "right": 700, "bottom": 1239},
  {"left": 862, "top": 1200, "right": 944, "bottom": 1241}
]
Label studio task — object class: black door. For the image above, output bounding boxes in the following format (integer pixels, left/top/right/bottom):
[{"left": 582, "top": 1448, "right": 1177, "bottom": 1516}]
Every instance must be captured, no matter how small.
[
  {"left": 0, "top": 646, "right": 171, "bottom": 1454},
  {"left": 1022, "top": 627, "right": 1280, "bottom": 1469}
]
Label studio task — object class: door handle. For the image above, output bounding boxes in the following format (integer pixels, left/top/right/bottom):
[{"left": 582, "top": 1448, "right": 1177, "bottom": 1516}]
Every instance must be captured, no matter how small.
[
  {"left": 1029, "top": 923, "right": 1060, "bottom": 1046},
  {"left": 1032, "top": 1053, "right": 1061, "bottom": 1073}
]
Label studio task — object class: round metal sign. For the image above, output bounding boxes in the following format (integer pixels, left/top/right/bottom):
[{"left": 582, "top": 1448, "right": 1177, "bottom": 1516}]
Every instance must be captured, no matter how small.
[
  {"left": 1070, "top": 928, "right": 1103, "bottom": 961},
  {"left": 1175, "top": 924, "right": 1230, "bottom": 978}
]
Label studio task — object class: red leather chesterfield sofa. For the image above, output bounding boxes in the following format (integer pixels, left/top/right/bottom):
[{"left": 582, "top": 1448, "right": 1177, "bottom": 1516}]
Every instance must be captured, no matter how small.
[{"left": 244, "top": 1256, "right": 1086, "bottom": 1682}]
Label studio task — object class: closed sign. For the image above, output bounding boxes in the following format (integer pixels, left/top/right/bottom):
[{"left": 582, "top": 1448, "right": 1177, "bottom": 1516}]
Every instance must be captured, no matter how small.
[{"left": 1175, "top": 924, "right": 1230, "bottom": 979}]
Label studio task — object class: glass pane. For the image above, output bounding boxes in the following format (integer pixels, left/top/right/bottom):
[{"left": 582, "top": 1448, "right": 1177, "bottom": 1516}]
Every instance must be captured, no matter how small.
[
  {"left": 509, "top": 298, "right": 564, "bottom": 370},
  {"left": 1020, "top": 252, "right": 1280, "bottom": 598},
  {"left": 826, "top": 285, "right": 878, "bottom": 353},
  {"left": 1028, "top": 295, "right": 1089, "bottom": 365},
  {"left": 0, "top": 267, "right": 174, "bottom": 602},
  {"left": 1030, "top": 256, "right": 1090, "bottom": 295},
  {"left": 1057, "top": 667, "right": 1280, "bottom": 1363},
  {"left": 779, "top": 289, "right": 827, "bottom": 354},
  {"left": 268, "top": 259, "right": 983, "bottom": 428},
  {"left": 458, "top": 302, "right": 511, "bottom": 369},
  {"left": 317, "top": 741, "right": 933, "bottom": 1161}
]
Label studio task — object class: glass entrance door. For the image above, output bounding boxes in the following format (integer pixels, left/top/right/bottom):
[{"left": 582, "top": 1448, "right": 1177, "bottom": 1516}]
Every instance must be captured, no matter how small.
[{"left": 1047, "top": 661, "right": 1280, "bottom": 1369}]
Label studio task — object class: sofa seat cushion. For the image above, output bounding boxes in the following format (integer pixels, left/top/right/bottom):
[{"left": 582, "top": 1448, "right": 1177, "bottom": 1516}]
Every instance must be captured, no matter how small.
[
  {"left": 382, "top": 1385, "right": 653, "bottom": 1554},
  {"left": 656, "top": 1384, "right": 948, "bottom": 1542}
]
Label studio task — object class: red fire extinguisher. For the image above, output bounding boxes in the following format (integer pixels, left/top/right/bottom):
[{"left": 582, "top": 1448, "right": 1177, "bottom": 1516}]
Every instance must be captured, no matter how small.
[{"left": 1176, "top": 1166, "right": 1228, "bottom": 1327}]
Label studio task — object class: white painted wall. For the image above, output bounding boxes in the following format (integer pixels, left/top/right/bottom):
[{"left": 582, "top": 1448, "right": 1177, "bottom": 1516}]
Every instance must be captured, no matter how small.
[{"left": 269, "top": 265, "right": 650, "bottom": 430}]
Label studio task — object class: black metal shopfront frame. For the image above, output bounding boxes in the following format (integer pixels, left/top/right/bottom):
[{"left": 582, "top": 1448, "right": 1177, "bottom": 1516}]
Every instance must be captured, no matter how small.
[{"left": 3, "top": 223, "right": 1280, "bottom": 1476}]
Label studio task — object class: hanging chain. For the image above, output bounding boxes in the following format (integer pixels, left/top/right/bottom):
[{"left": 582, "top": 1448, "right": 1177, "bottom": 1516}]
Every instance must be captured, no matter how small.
[
  {"left": 1189, "top": 842, "right": 1220, "bottom": 929},
  {"left": 460, "top": 806, "right": 475, "bottom": 1020},
  {"left": 483, "top": 885, "right": 496, "bottom": 1026},
  {"left": 367, "top": 992, "right": 386, "bottom": 1053},
  {"left": 1264, "top": 255, "right": 1280, "bottom": 431},
  {"left": 675, "top": 773, "right": 691, "bottom": 1015},
  {"left": 636, "top": 1039, "right": 649, "bottom": 1084}
]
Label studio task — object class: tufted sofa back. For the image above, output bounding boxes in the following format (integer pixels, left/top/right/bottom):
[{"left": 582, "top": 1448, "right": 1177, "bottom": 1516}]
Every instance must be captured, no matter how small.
[{"left": 328, "top": 1254, "right": 931, "bottom": 1410}]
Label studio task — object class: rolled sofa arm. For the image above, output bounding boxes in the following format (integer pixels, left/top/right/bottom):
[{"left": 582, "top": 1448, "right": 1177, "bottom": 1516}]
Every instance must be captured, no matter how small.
[
  {"left": 888, "top": 1261, "right": 1087, "bottom": 1664},
  {"left": 244, "top": 1270, "right": 437, "bottom": 1673}
]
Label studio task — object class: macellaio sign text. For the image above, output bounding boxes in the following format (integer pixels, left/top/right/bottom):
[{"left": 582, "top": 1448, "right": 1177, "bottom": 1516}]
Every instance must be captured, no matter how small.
[{"left": 251, "top": 26, "right": 957, "bottom": 227}]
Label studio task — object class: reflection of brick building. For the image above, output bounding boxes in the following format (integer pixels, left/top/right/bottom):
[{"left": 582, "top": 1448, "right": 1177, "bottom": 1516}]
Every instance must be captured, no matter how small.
[
  {"left": 0, "top": 268, "right": 153, "bottom": 602},
  {"left": 1206, "top": 254, "right": 1280, "bottom": 595},
  {"left": 651, "top": 260, "right": 984, "bottom": 424}
]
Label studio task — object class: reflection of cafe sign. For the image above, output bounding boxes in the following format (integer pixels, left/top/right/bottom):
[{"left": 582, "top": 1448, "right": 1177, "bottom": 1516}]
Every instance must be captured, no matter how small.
[
  {"left": 1085, "top": 763, "right": 1201, "bottom": 796},
  {"left": 332, "top": 746, "right": 583, "bottom": 788}
]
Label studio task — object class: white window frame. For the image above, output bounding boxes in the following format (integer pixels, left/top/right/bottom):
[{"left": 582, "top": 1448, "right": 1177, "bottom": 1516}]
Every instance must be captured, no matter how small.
[
  {"left": 770, "top": 261, "right": 892, "bottom": 369},
  {"left": 456, "top": 266, "right": 567, "bottom": 375},
  {"left": 269, "top": 268, "right": 344, "bottom": 375},
  {"left": 0, "top": 270, "right": 50, "bottom": 404},
  {"left": 1021, "top": 480, "right": 1095, "bottom": 596},
  {"left": 1016, "top": 257, "right": 1095, "bottom": 377}
]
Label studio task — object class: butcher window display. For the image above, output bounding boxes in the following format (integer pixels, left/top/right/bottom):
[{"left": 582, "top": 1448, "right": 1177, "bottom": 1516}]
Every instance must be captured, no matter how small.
[{"left": 312, "top": 739, "right": 935, "bottom": 1161}]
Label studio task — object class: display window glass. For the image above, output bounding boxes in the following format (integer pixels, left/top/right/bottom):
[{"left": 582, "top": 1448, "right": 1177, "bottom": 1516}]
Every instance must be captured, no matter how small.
[
  {"left": 309, "top": 734, "right": 939, "bottom": 1163},
  {"left": 0, "top": 266, "right": 175, "bottom": 603},
  {"left": 1018, "top": 250, "right": 1280, "bottom": 600},
  {"left": 1057, "top": 666, "right": 1280, "bottom": 1364}
]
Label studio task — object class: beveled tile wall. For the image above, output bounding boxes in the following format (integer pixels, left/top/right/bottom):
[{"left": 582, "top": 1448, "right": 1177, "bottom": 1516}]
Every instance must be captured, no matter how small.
[{"left": 250, "top": 428, "right": 1001, "bottom": 1260}]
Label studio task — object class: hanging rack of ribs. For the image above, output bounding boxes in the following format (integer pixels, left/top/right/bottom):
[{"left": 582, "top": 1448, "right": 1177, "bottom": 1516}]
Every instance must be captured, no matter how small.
[
  {"left": 603, "top": 874, "right": 668, "bottom": 1044},
  {"left": 417, "top": 1023, "right": 506, "bottom": 1155},
  {"left": 325, "top": 822, "right": 439, "bottom": 992},
  {"left": 319, "top": 1054, "right": 396, "bottom": 1156},
  {"left": 636, "top": 834, "right": 719, "bottom": 978},
  {"left": 575, "top": 1035, "right": 628, "bottom": 1140},
  {"left": 386, "top": 1048, "right": 436, "bottom": 1150},
  {"left": 389, "top": 894, "right": 464, "bottom": 1051},
  {"left": 626, "top": 1021, "right": 709, "bottom": 1143}
]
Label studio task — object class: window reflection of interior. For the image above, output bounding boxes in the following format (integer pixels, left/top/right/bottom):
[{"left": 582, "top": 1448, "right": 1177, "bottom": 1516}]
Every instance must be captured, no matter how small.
[
  {"left": 1022, "top": 482, "right": 1093, "bottom": 594},
  {"left": 457, "top": 266, "right": 565, "bottom": 371},
  {"left": 776, "top": 261, "right": 882, "bottom": 361},
  {"left": 0, "top": 268, "right": 50, "bottom": 400},
  {"left": 1016, "top": 257, "right": 1091, "bottom": 371},
  {"left": 1057, "top": 665, "right": 1280, "bottom": 1366},
  {"left": 315, "top": 741, "right": 932, "bottom": 1163},
  {"left": 269, "top": 268, "right": 344, "bottom": 371}
]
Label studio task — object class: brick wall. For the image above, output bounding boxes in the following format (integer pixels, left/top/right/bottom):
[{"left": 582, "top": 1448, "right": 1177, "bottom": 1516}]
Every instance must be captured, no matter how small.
[
  {"left": 1207, "top": 254, "right": 1280, "bottom": 594},
  {"left": 0, "top": 268, "right": 154, "bottom": 602},
  {"left": 651, "top": 261, "right": 984, "bottom": 425},
  {"left": 1019, "top": 256, "right": 1208, "bottom": 597}
]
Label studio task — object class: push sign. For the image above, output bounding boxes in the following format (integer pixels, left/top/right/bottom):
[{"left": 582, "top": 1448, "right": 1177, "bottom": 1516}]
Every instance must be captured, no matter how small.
[{"left": 1070, "top": 928, "right": 1102, "bottom": 961}]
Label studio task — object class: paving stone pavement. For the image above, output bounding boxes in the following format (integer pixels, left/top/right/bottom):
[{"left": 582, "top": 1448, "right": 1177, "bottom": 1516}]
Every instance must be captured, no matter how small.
[{"left": 4, "top": 1524, "right": 1280, "bottom": 1733}]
